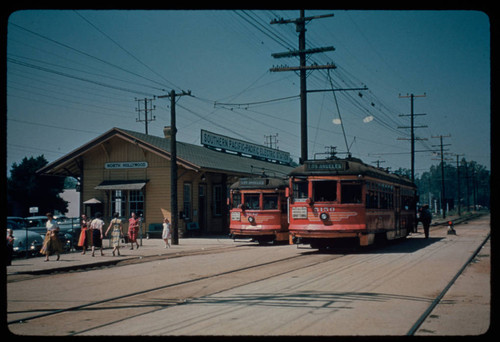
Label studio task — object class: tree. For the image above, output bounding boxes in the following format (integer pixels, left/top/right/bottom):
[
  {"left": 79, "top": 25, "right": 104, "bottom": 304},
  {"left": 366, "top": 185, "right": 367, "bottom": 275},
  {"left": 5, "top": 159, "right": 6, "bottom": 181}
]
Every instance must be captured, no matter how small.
[
  {"left": 415, "top": 159, "right": 490, "bottom": 213},
  {"left": 7, "top": 155, "right": 68, "bottom": 217}
]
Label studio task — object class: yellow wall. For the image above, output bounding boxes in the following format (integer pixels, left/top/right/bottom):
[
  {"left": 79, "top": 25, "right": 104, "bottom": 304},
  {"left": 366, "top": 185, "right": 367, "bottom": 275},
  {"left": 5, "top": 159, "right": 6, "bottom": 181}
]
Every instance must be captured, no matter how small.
[{"left": 80, "top": 136, "right": 228, "bottom": 236}]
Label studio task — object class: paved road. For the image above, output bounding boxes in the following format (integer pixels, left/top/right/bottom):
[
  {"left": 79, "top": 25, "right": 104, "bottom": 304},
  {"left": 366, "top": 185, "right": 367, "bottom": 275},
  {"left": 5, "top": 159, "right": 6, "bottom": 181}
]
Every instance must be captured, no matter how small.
[{"left": 7, "top": 215, "right": 490, "bottom": 336}]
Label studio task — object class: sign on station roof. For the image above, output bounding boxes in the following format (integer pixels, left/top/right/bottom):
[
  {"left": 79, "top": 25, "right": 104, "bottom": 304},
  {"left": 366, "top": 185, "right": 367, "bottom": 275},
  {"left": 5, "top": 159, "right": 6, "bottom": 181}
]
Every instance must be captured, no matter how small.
[{"left": 200, "top": 129, "right": 291, "bottom": 165}]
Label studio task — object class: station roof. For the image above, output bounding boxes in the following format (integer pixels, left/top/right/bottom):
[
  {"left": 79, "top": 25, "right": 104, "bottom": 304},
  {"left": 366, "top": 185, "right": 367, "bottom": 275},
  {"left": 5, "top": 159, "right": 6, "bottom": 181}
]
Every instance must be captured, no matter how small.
[{"left": 37, "top": 127, "right": 295, "bottom": 179}]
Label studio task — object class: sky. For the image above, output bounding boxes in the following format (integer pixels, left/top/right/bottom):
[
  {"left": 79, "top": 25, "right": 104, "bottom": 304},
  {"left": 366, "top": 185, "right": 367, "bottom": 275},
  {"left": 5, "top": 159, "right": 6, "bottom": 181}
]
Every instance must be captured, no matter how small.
[{"left": 5, "top": 9, "right": 491, "bottom": 178}]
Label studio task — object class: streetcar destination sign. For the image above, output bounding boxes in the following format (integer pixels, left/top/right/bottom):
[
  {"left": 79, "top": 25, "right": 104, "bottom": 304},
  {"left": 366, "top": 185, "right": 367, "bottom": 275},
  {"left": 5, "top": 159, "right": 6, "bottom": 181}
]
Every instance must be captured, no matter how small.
[
  {"left": 305, "top": 160, "right": 347, "bottom": 171},
  {"left": 239, "top": 178, "right": 267, "bottom": 187},
  {"left": 201, "top": 129, "right": 290, "bottom": 164}
]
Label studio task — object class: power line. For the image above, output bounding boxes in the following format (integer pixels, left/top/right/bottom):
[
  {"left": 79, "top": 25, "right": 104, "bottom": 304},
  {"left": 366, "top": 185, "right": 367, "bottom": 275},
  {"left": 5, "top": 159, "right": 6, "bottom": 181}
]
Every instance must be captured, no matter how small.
[
  {"left": 74, "top": 10, "right": 181, "bottom": 91},
  {"left": 9, "top": 22, "right": 171, "bottom": 91},
  {"left": 8, "top": 57, "right": 155, "bottom": 96}
]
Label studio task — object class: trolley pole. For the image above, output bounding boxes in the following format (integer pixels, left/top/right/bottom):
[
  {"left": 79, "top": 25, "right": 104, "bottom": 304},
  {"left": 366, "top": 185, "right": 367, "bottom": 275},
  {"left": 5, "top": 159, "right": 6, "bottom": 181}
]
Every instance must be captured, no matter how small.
[{"left": 158, "top": 90, "right": 191, "bottom": 245}]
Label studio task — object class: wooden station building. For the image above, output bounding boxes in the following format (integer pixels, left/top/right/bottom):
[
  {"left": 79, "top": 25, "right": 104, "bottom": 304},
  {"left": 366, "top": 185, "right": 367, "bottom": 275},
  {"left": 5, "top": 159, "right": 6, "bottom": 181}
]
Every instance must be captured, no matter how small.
[{"left": 37, "top": 127, "right": 294, "bottom": 236}]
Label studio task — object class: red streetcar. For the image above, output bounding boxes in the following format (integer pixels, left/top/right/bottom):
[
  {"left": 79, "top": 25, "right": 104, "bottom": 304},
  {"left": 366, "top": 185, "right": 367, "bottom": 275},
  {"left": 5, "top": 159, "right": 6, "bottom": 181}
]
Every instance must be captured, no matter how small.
[
  {"left": 287, "top": 157, "right": 417, "bottom": 249},
  {"left": 229, "top": 177, "right": 289, "bottom": 244}
]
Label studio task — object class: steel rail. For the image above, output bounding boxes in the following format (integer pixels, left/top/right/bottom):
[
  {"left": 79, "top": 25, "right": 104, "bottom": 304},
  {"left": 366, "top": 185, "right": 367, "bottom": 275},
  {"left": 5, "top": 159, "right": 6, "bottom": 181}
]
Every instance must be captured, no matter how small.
[
  {"left": 7, "top": 251, "right": 341, "bottom": 326},
  {"left": 406, "top": 232, "right": 490, "bottom": 335}
]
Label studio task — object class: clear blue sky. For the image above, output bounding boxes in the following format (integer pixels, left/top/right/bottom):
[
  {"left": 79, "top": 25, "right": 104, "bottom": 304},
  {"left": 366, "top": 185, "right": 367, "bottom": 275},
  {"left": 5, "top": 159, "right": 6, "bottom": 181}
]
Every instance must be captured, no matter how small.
[{"left": 6, "top": 10, "right": 490, "bottom": 177}]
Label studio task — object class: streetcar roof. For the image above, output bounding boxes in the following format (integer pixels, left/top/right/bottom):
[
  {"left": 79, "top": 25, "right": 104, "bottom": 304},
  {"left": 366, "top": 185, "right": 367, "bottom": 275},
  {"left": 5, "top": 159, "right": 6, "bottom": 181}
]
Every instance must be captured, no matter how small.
[{"left": 289, "top": 158, "right": 416, "bottom": 188}]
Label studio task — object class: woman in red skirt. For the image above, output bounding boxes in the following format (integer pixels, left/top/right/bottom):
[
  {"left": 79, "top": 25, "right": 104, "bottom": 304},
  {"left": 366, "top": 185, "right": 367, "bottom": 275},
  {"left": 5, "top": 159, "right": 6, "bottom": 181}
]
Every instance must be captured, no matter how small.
[
  {"left": 77, "top": 214, "right": 91, "bottom": 254},
  {"left": 128, "top": 212, "right": 140, "bottom": 250}
]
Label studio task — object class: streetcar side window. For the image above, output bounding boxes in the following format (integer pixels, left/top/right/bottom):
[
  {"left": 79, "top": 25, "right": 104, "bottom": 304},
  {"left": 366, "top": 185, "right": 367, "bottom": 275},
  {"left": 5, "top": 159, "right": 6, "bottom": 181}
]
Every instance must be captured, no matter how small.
[
  {"left": 244, "top": 194, "right": 260, "bottom": 210},
  {"left": 313, "top": 180, "right": 337, "bottom": 202},
  {"left": 263, "top": 194, "right": 278, "bottom": 210},
  {"left": 292, "top": 180, "right": 309, "bottom": 202},
  {"left": 341, "top": 182, "right": 362, "bottom": 203}
]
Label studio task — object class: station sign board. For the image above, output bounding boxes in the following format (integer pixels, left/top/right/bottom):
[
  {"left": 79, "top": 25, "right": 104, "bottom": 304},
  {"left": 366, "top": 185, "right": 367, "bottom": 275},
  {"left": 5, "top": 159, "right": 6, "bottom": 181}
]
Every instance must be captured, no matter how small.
[
  {"left": 201, "top": 129, "right": 290, "bottom": 164},
  {"left": 105, "top": 162, "right": 148, "bottom": 169}
]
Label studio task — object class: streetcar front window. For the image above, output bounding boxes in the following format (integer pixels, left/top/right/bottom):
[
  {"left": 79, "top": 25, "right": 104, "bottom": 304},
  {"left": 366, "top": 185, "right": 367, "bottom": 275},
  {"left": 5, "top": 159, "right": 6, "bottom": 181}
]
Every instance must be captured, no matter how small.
[
  {"left": 232, "top": 192, "right": 241, "bottom": 209},
  {"left": 263, "top": 194, "right": 279, "bottom": 210},
  {"left": 244, "top": 194, "right": 260, "bottom": 210},
  {"left": 292, "top": 180, "right": 309, "bottom": 202},
  {"left": 313, "top": 180, "right": 337, "bottom": 202}
]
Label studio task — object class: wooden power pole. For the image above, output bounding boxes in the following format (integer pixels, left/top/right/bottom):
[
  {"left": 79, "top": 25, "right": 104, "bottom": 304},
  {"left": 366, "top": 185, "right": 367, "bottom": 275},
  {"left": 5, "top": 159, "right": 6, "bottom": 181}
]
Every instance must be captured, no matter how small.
[
  {"left": 398, "top": 93, "right": 426, "bottom": 183},
  {"left": 135, "top": 97, "right": 156, "bottom": 135},
  {"left": 270, "top": 10, "right": 335, "bottom": 164},
  {"left": 158, "top": 90, "right": 191, "bottom": 245}
]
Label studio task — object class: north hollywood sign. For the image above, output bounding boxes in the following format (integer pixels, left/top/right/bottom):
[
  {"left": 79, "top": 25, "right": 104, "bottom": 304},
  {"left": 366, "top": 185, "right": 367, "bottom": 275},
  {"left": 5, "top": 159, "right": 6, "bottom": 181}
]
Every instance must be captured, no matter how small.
[
  {"left": 105, "top": 162, "right": 148, "bottom": 169},
  {"left": 201, "top": 129, "right": 290, "bottom": 164}
]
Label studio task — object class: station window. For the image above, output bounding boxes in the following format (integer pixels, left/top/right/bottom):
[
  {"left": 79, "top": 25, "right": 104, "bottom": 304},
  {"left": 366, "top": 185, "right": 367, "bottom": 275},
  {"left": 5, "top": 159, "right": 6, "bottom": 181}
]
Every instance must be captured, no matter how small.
[
  {"left": 129, "top": 190, "right": 144, "bottom": 217},
  {"left": 341, "top": 182, "right": 362, "bottom": 203},
  {"left": 111, "top": 190, "right": 144, "bottom": 218},
  {"left": 313, "top": 180, "right": 337, "bottom": 202},
  {"left": 263, "top": 194, "right": 278, "bottom": 210}
]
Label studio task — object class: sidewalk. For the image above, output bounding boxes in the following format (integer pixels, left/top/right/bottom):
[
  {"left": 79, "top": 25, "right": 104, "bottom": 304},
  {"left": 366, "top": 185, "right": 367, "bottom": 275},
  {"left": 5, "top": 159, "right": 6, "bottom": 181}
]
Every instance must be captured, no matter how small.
[
  {"left": 7, "top": 212, "right": 484, "bottom": 276},
  {"left": 6, "top": 236, "right": 239, "bottom": 276}
]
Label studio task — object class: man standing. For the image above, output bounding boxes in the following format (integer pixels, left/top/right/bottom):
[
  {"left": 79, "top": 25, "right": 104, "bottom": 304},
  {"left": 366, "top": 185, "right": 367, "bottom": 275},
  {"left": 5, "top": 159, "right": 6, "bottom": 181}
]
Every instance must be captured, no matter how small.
[{"left": 419, "top": 204, "right": 432, "bottom": 238}]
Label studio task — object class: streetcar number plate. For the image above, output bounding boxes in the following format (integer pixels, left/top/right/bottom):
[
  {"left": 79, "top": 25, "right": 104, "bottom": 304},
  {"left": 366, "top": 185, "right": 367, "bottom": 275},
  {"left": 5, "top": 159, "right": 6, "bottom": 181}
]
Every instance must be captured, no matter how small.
[{"left": 292, "top": 207, "right": 308, "bottom": 219}]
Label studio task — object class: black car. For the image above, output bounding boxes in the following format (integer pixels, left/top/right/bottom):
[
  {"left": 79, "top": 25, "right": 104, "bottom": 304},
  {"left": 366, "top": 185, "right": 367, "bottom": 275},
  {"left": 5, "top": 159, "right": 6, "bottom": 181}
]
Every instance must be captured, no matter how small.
[{"left": 7, "top": 221, "right": 43, "bottom": 257}]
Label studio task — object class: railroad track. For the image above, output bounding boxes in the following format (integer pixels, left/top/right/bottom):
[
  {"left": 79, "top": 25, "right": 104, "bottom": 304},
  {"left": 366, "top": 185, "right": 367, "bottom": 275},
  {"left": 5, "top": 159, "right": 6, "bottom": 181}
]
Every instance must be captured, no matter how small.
[
  {"left": 406, "top": 231, "right": 490, "bottom": 335},
  {"left": 7, "top": 248, "right": 343, "bottom": 333},
  {"left": 8, "top": 216, "right": 489, "bottom": 335}
]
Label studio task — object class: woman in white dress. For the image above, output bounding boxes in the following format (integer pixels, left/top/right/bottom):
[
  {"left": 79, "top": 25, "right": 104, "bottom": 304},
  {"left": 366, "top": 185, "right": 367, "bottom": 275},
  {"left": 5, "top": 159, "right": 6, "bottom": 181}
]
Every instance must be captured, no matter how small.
[{"left": 162, "top": 217, "right": 171, "bottom": 248}]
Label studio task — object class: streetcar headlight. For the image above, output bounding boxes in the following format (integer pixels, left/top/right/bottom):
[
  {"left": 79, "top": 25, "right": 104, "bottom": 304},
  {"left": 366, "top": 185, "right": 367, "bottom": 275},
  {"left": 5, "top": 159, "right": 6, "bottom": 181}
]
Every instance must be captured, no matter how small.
[
  {"left": 231, "top": 212, "right": 241, "bottom": 221},
  {"left": 248, "top": 216, "right": 255, "bottom": 224},
  {"left": 320, "top": 212, "right": 329, "bottom": 221}
]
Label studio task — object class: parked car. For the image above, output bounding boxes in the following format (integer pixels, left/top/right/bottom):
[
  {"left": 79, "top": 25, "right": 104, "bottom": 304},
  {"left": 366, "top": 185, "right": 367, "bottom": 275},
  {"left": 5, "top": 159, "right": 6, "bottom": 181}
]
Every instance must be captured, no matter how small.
[
  {"left": 23, "top": 221, "right": 75, "bottom": 253},
  {"left": 25, "top": 216, "right": 48, "bottom": 228},
  {"left": 7, "top": 216, "right": 29, "bottom": 228},
  {"left": 7, "top": 222, "right": 43, "bottom": 257},
  {"left": 24, "top": 215, "right": 68, "bottom": 227}
]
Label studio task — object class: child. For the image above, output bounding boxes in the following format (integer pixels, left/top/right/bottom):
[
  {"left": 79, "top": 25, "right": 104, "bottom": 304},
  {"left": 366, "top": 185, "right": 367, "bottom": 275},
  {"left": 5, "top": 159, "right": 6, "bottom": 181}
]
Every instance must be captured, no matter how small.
[{"left": 162, "top": 217, "right": 171, "bottom": 248}]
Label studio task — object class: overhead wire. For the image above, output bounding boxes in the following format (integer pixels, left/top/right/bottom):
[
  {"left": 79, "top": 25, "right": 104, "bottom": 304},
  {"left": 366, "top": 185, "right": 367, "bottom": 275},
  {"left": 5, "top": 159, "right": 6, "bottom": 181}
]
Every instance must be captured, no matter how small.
[{"left": 73, "top": 10, "right": 182, "bottom": 92}]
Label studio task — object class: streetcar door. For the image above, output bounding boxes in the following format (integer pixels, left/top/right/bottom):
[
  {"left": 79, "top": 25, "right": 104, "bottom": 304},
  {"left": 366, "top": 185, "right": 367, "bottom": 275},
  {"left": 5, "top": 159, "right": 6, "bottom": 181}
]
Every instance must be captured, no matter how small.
[{"left": 394, "top": 186, "right": 401, "bottom": 233}]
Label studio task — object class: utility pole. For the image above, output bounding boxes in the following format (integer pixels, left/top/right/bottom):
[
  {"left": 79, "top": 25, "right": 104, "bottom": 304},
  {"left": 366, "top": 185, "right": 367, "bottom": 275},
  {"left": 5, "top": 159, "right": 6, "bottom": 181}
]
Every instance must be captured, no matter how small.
[
  {"left": 398, "top": 93, "right": 426, "bottom": 183},
  {"left": 432, "top": 134, "right": 451, "bottom": 218},
  {"left": 463, "top": 159, "right": 470, "bottom": 212},
  {"left": 455, "top": 154, "right": 464, "bottom": 216},
  {"left": 264, "top": 133, "right": 279, "bottom": 150},
  {"left": 372, "top": 160, "right": 386, "bottom": 168},
  {"left": 270, "top": 10, "right": 335, "bottom": 164},
  {"left": 157, "top": 90, "right": 191, "bottom": 245},
  {"left": 135, "top": 97, "right": 156, "bottom": 135}
]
